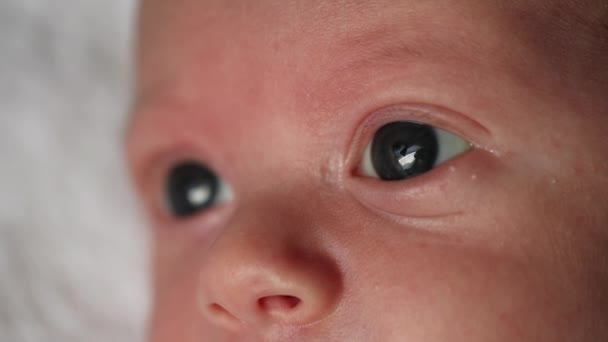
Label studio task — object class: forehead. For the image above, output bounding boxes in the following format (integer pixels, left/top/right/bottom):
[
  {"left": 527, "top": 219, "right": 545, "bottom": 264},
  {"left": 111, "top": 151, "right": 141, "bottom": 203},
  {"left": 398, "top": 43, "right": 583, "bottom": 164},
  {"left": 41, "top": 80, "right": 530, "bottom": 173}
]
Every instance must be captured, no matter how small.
[
  {"left": 136, "top": 1, "right": 490, "bottom": 144},
  {"left": 137, "top": 0, "right": 605, "bottom": 100},
  {"left": 138, "top": 0, "right": 505, "bottom": 74},
  {"left": 137, "top": 0, "right": 510, "bottom": 120},
  {"left": 132, "top": 0, "right": 607, "bottom": 163}
]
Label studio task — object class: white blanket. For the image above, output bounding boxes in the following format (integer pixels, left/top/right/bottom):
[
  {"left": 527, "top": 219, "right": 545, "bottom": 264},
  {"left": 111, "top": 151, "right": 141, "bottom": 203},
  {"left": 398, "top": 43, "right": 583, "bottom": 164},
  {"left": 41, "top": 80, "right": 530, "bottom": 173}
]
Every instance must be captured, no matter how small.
[{"left": 0, "top": 1, "right": 149, "bottom": 341}]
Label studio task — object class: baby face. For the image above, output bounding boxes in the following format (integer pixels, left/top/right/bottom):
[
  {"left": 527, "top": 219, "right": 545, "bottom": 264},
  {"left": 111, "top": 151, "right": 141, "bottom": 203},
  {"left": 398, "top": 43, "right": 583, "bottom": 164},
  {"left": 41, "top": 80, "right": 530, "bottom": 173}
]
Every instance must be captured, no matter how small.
[{"left": 128, "top": 0, "right": 608, "bottom": 341}]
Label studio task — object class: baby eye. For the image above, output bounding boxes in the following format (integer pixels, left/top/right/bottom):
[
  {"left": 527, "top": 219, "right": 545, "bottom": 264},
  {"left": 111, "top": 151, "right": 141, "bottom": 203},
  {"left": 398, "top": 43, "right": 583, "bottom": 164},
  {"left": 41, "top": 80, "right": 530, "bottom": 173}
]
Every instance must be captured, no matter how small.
[
  {"left": 359, "top": 121, "right": 471, "bottom": 181},
  {"left": 166, "top": 161, "right": 232, "bottom": 218}
]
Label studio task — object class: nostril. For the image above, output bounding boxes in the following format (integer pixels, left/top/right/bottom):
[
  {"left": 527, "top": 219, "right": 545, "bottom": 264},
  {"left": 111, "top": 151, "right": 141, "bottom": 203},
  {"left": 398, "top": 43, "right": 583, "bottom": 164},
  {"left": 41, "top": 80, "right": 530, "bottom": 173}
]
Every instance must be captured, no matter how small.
[
  {"left": 207, "top": 303, "right": 240, "bottom": 326},
  {"left": 209, "top": 303, "right": 229, "bottom": 315},
  {"left": 258, "top": 295, "right": 302, "bottom": 312}
]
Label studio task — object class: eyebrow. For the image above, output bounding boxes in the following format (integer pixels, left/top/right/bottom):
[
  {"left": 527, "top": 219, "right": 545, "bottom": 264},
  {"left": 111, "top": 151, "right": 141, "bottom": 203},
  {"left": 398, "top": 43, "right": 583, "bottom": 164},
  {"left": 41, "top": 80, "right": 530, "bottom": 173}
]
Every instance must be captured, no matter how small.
[
  {"left": 332, "top": 23, "right": 426, "bottom": 72},
  {"left": 322, "top": 11, "right": 477, "bottom": 87},
  {"left": 306, "top": 20, "right": 463, "bottom": 114}
]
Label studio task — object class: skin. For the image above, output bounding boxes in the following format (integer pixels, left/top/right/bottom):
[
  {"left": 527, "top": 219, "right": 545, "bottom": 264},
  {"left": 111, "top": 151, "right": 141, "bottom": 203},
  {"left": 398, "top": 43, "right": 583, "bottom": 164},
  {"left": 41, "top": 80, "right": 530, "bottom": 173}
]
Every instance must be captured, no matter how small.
[{"left": 127, "top": 0, "right": 608, "bottom": 341}]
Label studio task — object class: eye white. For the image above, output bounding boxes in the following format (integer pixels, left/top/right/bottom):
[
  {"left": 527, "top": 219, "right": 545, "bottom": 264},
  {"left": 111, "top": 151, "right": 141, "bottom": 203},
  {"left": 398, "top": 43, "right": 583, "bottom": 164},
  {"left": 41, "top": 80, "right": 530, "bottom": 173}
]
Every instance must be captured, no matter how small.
[
  {"left": 215, "top": 180, "right": 233, "bottom": 204},
  {"left": 360, "top": 142, "right": 380, "bottom": 178},
  {"left": 434, "top": 127, "right": 471, "bottom": 165}
]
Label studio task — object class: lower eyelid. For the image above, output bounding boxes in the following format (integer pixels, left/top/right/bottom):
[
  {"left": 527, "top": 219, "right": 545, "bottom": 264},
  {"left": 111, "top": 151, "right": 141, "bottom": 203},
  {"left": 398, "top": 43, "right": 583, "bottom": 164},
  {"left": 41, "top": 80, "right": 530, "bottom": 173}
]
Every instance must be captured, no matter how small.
[
  {"left": 158, "top": 203, "right": 235, "bottom": 238},
  {"left": 347, "top": 148, "right": 490, "bottom": 218},
  {"left": 348, "top": 176, "right": 458, "bottom": 219}
]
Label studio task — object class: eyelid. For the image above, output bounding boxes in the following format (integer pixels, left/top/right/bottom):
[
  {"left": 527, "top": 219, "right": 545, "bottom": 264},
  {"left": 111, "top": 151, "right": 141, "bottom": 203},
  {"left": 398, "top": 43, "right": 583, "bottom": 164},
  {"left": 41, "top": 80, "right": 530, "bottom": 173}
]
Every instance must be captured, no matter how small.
[
  {"left": 136, "top": 147, "right": 236, "bottom": 225},
  {"left": 345, "top": 103, "right": 493, "bottom": 174},
  {"left": 346, "top": 144, "right": 500, "bottom": 220},
  {"left": 358, "top": 124, "right": 472, "bottom": 179}
]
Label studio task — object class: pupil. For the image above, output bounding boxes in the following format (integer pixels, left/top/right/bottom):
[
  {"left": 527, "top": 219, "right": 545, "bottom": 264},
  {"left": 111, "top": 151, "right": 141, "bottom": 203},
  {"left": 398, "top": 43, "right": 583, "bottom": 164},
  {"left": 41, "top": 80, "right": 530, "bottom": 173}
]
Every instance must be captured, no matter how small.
[
  {"left": 371, "top": 122, "right": 438, "bottom": 181},
  {"left": 167, "top": 162, "right": 219, "bottom": 217}
]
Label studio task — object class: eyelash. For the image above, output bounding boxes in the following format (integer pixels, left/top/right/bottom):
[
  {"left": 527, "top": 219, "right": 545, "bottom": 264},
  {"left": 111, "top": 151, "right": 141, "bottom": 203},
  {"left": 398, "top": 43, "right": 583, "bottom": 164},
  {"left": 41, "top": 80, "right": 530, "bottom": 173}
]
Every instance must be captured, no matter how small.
[
  {"left": 347, "top": 104, "right": 475, "bottom": 171},
  {"left": 357, "top": 121, "right": 472, "bottom": 181}
]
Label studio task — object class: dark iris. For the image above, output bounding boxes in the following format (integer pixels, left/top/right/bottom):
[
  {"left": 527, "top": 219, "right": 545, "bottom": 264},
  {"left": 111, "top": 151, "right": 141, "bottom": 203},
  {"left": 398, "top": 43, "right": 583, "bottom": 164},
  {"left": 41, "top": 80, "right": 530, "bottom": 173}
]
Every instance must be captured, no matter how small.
[
  {"left": 371, "top": 122, "right": 438, "bottom": 181},
  {"left": 166, "top": 162, "right": 219, "bottom": 217}
]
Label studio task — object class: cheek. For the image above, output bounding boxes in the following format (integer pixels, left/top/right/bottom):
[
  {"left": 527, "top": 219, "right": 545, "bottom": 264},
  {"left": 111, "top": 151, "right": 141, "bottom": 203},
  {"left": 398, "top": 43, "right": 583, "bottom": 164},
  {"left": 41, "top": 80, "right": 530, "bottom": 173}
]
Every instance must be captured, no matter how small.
[
  {"left": 148, "top": 224, "right": 219, "bottom": 341},
  {"left": 334, "top": 237, "right": 582, "bottom": 341},
  {"left": 149, "top": 241, "right": 203, "bottom": 342},
  {"left": 146, "top": 181, "right": 607, "bottom": 341}
]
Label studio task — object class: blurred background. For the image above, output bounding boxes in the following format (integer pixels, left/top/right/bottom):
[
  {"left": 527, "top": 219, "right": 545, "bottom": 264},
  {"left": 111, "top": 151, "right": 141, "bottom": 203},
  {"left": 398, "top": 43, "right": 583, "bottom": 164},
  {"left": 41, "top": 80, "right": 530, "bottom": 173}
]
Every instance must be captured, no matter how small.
[{"left": 0, "top": 1, "right": 149, "bottom": 341}]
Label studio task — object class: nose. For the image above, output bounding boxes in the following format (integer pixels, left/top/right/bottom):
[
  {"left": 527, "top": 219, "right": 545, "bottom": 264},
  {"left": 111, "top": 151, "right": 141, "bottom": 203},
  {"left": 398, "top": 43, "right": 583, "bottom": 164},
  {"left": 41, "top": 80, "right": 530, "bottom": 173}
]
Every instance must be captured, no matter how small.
[{"left": 198, "top": 202, "right": 343, "bottom": 331}]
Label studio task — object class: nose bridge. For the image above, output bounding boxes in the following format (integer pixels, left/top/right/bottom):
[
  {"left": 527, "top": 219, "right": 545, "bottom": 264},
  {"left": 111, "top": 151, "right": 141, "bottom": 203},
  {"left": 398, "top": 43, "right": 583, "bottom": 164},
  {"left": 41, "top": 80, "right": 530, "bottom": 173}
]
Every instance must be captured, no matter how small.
[
  {"left": 197, "top": 192, "right": 343, "bottom": 330},
  {"left": 225, "top": 188, "right": 318, "bottom": 249}
]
